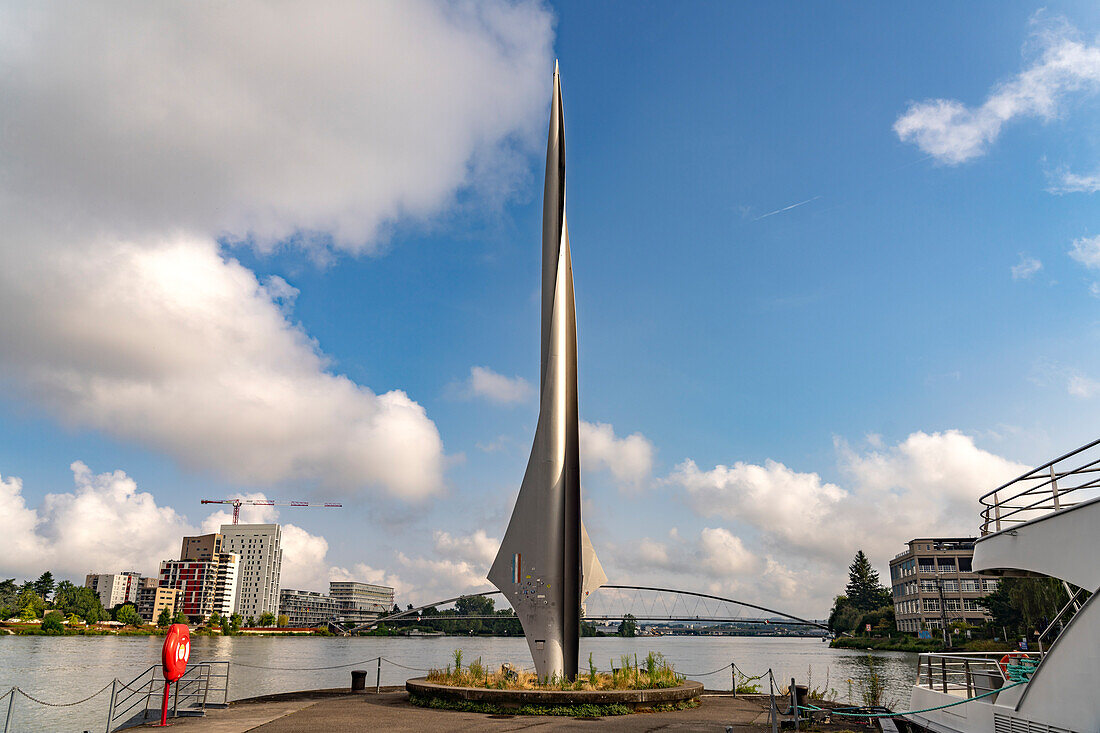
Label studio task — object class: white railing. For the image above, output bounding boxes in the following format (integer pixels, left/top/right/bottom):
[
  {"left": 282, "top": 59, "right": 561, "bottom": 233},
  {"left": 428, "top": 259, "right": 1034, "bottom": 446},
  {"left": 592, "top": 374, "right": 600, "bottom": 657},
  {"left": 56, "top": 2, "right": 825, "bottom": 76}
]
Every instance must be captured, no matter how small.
[
  {"left": 980, "top": 437, "right": 1100, "bottom": 535},
  {"left": 915, "top": 652, "right": 1042, "bottom": 698}
]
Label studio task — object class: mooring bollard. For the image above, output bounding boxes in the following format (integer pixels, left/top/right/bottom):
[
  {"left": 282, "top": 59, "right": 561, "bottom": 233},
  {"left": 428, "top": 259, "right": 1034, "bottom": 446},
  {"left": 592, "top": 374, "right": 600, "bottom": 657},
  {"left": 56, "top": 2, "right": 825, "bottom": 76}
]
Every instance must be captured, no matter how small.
[
  {"left": 375, "top": 657, "right": 381, "bottom": 694},
  {"left": 351, "top": 669, "right": 367, "bottom": 692}
]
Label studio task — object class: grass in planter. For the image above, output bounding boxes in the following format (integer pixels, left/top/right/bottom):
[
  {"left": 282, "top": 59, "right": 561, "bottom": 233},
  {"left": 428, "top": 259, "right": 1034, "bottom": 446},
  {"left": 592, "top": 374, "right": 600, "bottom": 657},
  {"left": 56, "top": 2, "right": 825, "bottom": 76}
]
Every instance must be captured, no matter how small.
[{"left": 425, "top": 650, "right": 684, "bottom": 691}]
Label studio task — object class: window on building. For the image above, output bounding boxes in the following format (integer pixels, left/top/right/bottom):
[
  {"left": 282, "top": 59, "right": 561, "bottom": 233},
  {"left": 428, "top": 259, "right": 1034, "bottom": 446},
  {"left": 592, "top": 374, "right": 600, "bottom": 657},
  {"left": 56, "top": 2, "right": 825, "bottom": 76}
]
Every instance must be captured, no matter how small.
[
  {"left": 963, "top": 598, "right": 982, "bottom": 611},
  {"left": 942, "top": 580, "right": 958, "bottom": 592},
  {"left": 945, "top": 599, "right": 960, "bottom": 612},
  {"left": 983, "top": 579, "right": 999, "bottom": 592},
  {"left": 923, "top": 598, "right": 940, "bottom": 612},
  {"left": 958, "top": 557, "right": 972, "bottom": 572},
  {"left": 961, "top": 579, "right": 979, "bottom": 592}
]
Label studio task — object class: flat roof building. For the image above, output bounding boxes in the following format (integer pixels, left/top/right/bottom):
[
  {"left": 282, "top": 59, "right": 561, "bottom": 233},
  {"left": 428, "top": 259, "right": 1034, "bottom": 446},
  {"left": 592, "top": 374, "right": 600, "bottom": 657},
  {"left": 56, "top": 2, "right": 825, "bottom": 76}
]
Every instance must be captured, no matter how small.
[
  {"left": 136, "top": 577, "right": 179, "bottom": 624},
  {"left": 278, "top": 589, "right": 340, "bottom": 627},
  {"left": 159, "top": 554, "right": 239, "bottom": 621},
  {"left": 85, "top": 572, "right": 141, "bottom": 609},
  {"left": 890, "top": 537, "right": 997, "bottom": 633},
  {"left": 329, "top": 581, "right": 394, "bottom": 624},
  {"left": 181, "top": 533, "right": 223, "bottom": 561},
  {"left": 220, "top": 524, "right": 282, "bottom": 620}
]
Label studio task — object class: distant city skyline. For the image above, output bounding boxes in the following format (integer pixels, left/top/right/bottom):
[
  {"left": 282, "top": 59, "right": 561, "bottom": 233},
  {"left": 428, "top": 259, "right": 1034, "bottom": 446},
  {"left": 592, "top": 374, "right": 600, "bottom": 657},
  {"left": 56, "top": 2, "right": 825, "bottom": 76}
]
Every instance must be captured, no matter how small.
[{"left": 2, "top": 1, "right": 1100, "bottom": 616}]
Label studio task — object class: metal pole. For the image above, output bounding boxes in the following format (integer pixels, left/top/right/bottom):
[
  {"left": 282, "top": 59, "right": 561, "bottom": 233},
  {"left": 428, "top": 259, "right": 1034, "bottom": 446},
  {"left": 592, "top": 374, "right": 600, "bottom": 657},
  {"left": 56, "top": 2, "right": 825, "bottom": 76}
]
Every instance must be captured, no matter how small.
[
  {"left": 1049, "top": 465, "right": 1060, "bottom": 510},
  {"left": 375, "top": 657, "right": 381, "bottom": 694},
  {"left": 768, "top": 672, "right": 778, "bottom": 733},
  {"left": 105, "top": 679, "right": 118, "bottom": 733},
  {"left": 4, "top": 687, "right": 15, "bottom": 733},
  {"left": 791, "top": 678, "right": 799, "bottom": 728},
  {"left": 731, "top": 662, "right": 736, "bottom": 697}
]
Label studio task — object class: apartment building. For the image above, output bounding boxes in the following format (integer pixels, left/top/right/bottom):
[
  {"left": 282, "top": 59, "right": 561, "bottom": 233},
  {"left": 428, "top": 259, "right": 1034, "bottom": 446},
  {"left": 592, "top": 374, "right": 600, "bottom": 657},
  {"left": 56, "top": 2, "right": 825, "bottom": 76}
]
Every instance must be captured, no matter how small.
[
  {"left": 159, "top": 553, "right": 239, "bottom": 621},
  {"left": 135, "top": 577, "right": 179, "bottom": 623},
  {"left": 220, "top": 524, "right": 282, "bottom": 619},
  {"left": 85, "top": 571, "right": 142, "bottom": 609},
  {"left": 890, "top": 537, "right": 998, "bottom": 633}
]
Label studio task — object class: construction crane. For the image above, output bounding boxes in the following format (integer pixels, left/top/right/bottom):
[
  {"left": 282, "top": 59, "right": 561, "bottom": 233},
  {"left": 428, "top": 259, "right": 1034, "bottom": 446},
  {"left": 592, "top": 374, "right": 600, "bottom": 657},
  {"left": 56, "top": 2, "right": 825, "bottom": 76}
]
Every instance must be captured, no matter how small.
[{"left": 200, "top": 498, "right": 342, "bottom": 525}]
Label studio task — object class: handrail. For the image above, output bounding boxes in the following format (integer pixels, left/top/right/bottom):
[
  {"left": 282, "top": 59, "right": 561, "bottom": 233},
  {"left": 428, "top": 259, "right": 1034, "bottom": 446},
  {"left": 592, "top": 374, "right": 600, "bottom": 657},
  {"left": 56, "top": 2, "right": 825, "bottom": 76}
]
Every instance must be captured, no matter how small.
[{"left": 979, "top": 437, "right": 1100, "bottom": 534}]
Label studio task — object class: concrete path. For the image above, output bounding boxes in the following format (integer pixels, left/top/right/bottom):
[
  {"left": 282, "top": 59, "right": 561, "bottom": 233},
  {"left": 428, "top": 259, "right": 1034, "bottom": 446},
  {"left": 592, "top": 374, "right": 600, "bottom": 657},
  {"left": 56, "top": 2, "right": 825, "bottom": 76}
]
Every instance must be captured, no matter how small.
[{"left": 139, "top": 690, "right": 776, "bottom": 732}]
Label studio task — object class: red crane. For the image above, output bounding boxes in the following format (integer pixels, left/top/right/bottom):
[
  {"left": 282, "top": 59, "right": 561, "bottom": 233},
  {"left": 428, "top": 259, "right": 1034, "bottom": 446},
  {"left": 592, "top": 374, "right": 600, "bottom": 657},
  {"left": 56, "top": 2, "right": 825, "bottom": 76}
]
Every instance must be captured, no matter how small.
[{"left": 200, "top": 498, "right": 342, "bottom": 524}]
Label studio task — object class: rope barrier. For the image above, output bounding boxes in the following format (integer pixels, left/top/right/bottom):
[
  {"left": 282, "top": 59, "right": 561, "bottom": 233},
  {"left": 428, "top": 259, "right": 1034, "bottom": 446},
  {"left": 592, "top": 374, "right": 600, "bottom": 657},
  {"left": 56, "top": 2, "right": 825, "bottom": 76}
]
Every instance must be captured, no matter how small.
[
  {"left": 380, "top": 658, "right": 434, "bottom": 672},
  {"left": 677, "top": 662, "right": 732, "bottom": 677},
  {"left": 227, "top": 656, "right": 380, "bottom": 671},
  {"left": 13, "top": 681, "right": 115, "bottom": 707}
]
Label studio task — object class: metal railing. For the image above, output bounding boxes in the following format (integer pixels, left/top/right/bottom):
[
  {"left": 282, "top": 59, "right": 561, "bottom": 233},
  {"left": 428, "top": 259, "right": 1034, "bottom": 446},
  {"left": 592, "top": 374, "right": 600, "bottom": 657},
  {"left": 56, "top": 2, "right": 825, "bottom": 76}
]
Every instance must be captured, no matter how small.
[
  {"left": 914, "top": 652, "right": 1042, "bottom": 698},
  {"left": 980, "top": 437, "right": 1100, "bottom": 535},
  {"left": 108, "top": 661, "right": 229, "bottom": 731}
]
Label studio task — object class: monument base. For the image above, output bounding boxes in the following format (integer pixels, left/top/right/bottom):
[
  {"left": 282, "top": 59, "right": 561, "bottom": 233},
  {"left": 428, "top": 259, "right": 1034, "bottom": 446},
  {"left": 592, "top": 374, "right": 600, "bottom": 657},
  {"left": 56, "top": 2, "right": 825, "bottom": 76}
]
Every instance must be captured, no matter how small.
[{"left": 405, "top": 677, "right": 702, "bottom": 713}]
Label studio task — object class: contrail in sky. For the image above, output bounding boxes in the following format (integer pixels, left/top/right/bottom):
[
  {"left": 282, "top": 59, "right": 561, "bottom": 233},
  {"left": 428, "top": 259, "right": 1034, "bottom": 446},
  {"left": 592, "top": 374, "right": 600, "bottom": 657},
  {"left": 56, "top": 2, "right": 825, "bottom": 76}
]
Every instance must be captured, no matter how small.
[{"left": 752, "top": 195, "right": 822, "bottom": 221}]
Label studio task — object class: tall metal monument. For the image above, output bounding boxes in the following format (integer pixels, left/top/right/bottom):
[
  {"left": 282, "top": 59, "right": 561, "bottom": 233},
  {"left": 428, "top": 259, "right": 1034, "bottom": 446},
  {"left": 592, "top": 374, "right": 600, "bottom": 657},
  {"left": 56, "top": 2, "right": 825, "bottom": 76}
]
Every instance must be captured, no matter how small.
[{"left": 488, "top": 63, "right": 606, "bottom": 681}]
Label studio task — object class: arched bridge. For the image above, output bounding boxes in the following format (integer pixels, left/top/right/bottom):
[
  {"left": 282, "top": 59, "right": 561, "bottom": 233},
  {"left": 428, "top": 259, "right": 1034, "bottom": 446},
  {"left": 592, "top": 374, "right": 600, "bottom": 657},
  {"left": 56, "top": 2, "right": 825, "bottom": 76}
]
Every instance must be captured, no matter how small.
[{"left": 346, "top": 585, "right": 828, "bottom": 634}]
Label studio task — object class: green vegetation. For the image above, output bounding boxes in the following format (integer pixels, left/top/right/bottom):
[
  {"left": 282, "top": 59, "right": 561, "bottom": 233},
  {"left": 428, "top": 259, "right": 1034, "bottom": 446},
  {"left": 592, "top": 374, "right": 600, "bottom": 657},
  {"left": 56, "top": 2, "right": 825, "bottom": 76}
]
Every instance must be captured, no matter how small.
[
  {"left": 116, "top": 604, "right": 141, "bottom": 626},
  {"left": 427, "top": 650, "right": 683, "bottom": 691},
  {"left": 828, "top": 551, "right": 894, "bottom": 639},
  {"left": 157, "top": 607, "right": 173, "bottom": 627},
  {"left": 980, "top": 577, "right": 1091, "bottom": 641},
  {"left": 258, "top": 612, "right": 276, "bottom": 627},
  {"left": 277, "top": 614, "right": 289, "bottom": 627},
  {"left": 40, "top": 611, "right": 64, "bottom": 634},
  {"left": 616, "top": 613, "right": 637, "bottom": 637}
]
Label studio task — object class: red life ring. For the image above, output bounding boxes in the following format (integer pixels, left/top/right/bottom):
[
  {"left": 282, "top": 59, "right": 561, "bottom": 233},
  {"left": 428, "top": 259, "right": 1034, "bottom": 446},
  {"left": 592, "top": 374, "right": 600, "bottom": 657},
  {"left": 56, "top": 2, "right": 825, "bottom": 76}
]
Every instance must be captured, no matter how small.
[
  {"left": 998, "top": 652, "right": 1027, "bottom": 677},
  {"left": 162, "top": 623, "right": 191, "bottom": 682}
]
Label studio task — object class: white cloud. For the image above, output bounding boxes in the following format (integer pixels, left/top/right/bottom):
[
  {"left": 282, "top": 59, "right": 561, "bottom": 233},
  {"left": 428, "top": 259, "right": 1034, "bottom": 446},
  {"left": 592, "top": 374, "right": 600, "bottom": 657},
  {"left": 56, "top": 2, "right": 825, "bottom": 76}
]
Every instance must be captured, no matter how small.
[
  {"left": 0, "top": 1, "right": 554, "bottom": 254},
  {"left": 1048, "top": 168, "right": 1100, "bottom": 194},
  {"left": 0, "top": 462, "right": 198, "bottom": 579},
  {"left": 580, "top": 421, "right": 656, "bottom": 490},
  {"left": 601, "top": 431, "right": 1028, "bottom": 616},
  {"left": 1011, "top": 254, "right": 1043, "bottom": 280},
  {"left": 1069, "top": 235, "right": 1100, "bottom": 269},
  {"left": 698, "top": 527, "right": 759, "bottom": 577},
  {"left": 894, "top": 19, "right": 1100, "bottom": 164},
  {"left": 433, "top": 529, "right": 499, "bottom": 566},
  {"left": 667, "top": 431, "right": 1027, "bottom": 596},
  {"left": 1067, "top": 372, "right": 1100, "bottom": 398},
  {"left": 0, "top": 1, "right": 555, "bottom": 498},
  {"left": 463, "top": 366, "right": 534, "bottom": 405}
]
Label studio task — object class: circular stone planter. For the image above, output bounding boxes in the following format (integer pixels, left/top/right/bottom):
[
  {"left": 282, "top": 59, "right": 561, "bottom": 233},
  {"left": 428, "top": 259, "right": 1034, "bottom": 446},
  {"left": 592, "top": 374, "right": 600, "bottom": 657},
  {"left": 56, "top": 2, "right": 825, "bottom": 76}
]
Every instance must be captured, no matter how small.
[{"left": 405, "top": 677, "right": 703, "bottom": 711}]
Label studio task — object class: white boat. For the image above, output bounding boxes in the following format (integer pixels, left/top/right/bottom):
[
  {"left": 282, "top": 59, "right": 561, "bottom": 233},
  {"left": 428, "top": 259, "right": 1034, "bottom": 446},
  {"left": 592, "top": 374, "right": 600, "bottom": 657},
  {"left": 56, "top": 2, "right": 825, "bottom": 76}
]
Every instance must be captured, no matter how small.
[{"left": 898, "top": 439, "right": 1100, "bottom": 733}]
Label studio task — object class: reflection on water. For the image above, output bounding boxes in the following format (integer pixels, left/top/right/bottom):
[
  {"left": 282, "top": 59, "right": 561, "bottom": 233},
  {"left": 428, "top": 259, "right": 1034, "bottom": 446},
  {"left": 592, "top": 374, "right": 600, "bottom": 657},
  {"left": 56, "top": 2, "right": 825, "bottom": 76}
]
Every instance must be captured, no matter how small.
[{"left": 0, "top": 635, "right": 917, "bottom": 731}]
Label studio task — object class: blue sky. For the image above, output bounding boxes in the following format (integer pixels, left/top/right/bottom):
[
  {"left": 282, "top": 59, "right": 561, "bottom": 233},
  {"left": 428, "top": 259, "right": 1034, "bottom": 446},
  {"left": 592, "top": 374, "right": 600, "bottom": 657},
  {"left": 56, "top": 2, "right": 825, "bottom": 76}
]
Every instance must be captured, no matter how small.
[{"left": 1, "top": 1, "right": 1099, "bottom": 615}]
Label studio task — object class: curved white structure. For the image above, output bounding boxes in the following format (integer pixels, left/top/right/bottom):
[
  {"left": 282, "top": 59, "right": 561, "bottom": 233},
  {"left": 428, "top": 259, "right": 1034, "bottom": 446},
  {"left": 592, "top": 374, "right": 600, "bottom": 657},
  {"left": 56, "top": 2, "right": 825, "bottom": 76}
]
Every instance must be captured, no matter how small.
[{"left": 902, "top": 440, "right": 1100, "bottom": 733}]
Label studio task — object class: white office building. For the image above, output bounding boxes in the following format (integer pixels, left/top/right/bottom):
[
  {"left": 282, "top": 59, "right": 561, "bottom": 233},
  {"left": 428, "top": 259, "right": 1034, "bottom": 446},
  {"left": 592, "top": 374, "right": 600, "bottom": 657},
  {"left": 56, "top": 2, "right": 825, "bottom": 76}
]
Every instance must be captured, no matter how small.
[
  {"left": 220, "top": 523, "right": 282, "bottom": 620},
  {"left": 85, "top": 571, "right": 141, "bottom": 609}
]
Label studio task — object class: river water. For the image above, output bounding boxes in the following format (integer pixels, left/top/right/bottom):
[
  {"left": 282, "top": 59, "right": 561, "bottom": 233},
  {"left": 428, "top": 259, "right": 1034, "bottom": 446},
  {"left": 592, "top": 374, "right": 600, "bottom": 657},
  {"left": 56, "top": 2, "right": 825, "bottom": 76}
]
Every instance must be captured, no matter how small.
[{"left": 0, "top": 635, "right": 918, "bottom": 731}]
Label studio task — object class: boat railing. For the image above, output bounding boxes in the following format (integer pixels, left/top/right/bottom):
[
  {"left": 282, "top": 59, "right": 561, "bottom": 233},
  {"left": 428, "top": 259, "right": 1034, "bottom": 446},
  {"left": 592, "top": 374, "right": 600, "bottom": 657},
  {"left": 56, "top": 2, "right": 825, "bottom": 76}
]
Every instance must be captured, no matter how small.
[
  {"left": 915, "top": 652, "right": 1042, "bottom": 698},
  {"left": 979, "top": 436, "right": 1100, "bottom": 535}
]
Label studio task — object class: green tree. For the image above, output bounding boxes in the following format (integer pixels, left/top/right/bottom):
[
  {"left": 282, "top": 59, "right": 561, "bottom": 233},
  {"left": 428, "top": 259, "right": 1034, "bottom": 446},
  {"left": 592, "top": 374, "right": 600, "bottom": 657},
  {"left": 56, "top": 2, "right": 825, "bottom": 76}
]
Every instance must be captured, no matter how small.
[
  {"left": 53, "top": 583, "right": 107, "bottom": 623},
  {"left": 617, "top": 613, "right": 637, "bottom": 637},
  {"left": 846, "top": 551, "right": 891, "bottom": 611},
  {"left": 41, "top": 611, "right": 64, "bottom": 634},
  {"left": 116, "top": 604, "right": 141, "bottom": 627},
  {"left": 230, "top": 614, "right": 243, "bottom": 631},
  {"left": 277, "top": 614, "right": 289, "bottom": 628},
  {"left": 157, "top": 607, "right": 173, "bottom": 627},
  {"left": 245, "top": 616, "right": 255, "bottom": 627},
  {"left": 979, "top": 578, "right": 1074, "bottom": 639},
  {"left": 258, "top": 612, "right": 276, "bottom": 627},
  {"left": 33, "top": 572, "right": 55, "bottom": 600},
  {"left": 209, "top": 611, "right": 222, "bottom": 627},
  {"left": 173, "top": 610, "right": 188, "bottom": 625},
  {"left": 455, "top": 595, "right": 495, "bottom": 616},
  {"left": 0, "top": 578, "right": 19, "bottom": 610},
  {"left": 16, "top": 588, "right": 46, "bottom": 619}
]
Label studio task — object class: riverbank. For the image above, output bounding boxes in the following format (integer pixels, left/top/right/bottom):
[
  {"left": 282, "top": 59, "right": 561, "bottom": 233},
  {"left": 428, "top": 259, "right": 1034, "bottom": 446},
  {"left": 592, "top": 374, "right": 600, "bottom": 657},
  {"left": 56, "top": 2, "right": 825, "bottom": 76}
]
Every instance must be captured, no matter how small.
[{"left": 830, "top": 636, "right": 1014, "bottom": 652}]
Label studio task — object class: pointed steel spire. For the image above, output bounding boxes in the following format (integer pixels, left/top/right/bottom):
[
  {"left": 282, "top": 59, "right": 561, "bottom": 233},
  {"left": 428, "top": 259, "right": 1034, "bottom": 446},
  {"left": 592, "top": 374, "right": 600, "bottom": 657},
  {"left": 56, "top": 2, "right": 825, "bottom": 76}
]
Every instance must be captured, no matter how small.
[{"left": 488, "top": 64, "right": 604, "bottom": 681}]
